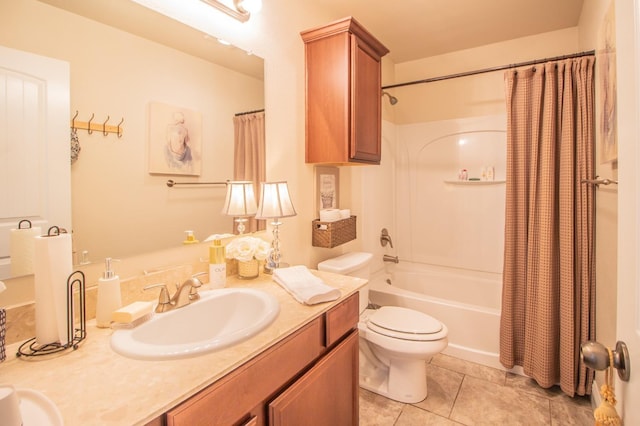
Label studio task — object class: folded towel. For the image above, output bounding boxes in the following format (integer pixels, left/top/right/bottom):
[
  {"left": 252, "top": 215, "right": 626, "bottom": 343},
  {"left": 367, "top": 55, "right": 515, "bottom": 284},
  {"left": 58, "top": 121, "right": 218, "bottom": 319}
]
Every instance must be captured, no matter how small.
[{"left": 273, "top": 266, "right": 341, "bottom": 305}]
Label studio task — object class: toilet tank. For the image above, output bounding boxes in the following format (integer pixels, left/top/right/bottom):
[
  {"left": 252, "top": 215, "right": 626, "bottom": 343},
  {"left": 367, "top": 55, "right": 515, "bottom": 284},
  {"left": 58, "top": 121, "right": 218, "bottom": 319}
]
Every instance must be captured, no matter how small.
[{"left": 317, "top": 252, "right": 373, "bottom": 313}]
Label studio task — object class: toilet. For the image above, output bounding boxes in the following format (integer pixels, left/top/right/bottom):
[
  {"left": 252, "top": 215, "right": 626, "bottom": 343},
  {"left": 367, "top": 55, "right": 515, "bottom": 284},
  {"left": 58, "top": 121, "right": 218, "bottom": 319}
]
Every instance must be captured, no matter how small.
[{"left": 318, "top": 252, "right": 448, "bottom": 403}]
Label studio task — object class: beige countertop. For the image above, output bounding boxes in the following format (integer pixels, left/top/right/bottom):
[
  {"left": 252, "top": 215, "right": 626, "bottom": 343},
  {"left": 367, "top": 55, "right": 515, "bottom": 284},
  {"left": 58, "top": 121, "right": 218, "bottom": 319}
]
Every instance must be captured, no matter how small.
[{"left": 0, "top": 270, "right": 365, "bottom": 426}]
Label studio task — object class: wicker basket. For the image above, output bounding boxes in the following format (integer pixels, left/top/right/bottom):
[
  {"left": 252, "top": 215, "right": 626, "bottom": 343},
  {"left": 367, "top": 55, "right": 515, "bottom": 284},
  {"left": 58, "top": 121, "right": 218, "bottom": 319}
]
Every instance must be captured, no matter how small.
[{"left": 312, "top": 216, "right": 356, "bottom": 248}]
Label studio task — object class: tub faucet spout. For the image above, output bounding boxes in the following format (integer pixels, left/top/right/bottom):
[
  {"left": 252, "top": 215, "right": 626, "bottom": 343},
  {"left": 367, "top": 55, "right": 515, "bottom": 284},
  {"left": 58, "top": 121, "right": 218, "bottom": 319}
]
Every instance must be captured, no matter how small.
[{"left": 383, "top": 255, "right": 399, "bottom": 263}]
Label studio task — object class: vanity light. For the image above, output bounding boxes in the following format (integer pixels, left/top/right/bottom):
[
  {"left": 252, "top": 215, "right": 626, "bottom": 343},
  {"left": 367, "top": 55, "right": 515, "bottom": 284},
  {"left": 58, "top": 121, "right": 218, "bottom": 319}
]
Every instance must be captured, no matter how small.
[
  {"left": 200, "top": 0, "right": 263, "bottom": 23},
  {"left": 255, "top": 182, "right": 296, "bottom": 272},
  {"left": 222, "top": 181, "right": 258, "bottom": 234}
]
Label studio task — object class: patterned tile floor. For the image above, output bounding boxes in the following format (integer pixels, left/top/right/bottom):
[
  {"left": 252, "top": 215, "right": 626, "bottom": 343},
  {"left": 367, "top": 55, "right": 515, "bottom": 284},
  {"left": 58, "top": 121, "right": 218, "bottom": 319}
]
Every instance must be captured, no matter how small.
[{"left": 360, "top": 354, "right": 594, "bottom": 425}]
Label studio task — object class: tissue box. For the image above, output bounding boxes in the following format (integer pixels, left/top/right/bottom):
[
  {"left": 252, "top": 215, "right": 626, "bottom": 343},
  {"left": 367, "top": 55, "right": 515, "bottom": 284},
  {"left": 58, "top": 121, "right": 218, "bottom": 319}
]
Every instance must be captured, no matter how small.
[{"left": 312, "top": 216, "right": 356, "bottom": 248}]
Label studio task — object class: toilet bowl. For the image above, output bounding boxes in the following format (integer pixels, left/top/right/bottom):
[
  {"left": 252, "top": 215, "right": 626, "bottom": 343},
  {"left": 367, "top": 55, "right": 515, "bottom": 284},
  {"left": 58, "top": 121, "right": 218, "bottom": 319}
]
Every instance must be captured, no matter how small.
[{"left": 317, "top": 252, "right": 448, "bottom": 403}]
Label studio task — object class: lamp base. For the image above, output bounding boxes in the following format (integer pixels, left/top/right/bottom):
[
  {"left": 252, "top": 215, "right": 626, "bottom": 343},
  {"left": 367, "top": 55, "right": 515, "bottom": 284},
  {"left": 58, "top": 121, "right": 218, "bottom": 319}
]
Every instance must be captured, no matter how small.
[{"left": 263, "top": 262, "right": 290, "bottom": 275}]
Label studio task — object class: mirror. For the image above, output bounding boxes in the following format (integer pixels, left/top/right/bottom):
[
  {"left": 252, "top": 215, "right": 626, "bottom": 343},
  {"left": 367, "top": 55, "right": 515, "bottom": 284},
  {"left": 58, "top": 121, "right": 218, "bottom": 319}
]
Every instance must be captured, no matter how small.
[{"left": 1, "top": 0, "right": 264, "bottom": 279}]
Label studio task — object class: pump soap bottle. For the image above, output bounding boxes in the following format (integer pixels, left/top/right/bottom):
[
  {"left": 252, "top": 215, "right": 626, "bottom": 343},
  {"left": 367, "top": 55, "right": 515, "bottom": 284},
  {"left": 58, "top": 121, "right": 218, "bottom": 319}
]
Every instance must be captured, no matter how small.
[
  {"left": 209, "top": 239, "right": 226, "bottom": 289},
  {"left": 96, "top": 258, "right": 122, "bottom": 328}
]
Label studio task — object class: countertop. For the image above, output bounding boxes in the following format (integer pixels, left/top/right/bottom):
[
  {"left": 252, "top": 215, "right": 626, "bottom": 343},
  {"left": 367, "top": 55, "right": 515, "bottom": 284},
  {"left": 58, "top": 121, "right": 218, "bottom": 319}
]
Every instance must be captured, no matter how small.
[{"left": 0, "top": 270, "right": 366, "bottom": 425}]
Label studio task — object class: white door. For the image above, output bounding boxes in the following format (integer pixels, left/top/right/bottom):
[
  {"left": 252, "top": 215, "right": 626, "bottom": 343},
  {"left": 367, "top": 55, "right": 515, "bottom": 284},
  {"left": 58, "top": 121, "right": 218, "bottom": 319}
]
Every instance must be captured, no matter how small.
[
  {"left": 0, "top": 45, "right": 71, "bottom": 279},
  {"left": 614, "top": 0, "right": 640, "bottom": 422}
]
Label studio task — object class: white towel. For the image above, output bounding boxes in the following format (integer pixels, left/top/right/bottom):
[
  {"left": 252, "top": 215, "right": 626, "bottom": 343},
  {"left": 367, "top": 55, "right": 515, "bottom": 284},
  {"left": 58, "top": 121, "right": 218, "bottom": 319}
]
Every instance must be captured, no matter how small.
[{"left": 273, "top": 266, "right": 341, "bottom": 305}]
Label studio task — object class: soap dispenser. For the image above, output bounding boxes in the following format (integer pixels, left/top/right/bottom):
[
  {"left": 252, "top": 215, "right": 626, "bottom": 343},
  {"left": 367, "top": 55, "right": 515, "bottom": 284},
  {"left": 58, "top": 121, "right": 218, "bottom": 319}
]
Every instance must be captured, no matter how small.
[
  {"left": 209, "top": 239, "right": 226, "bottom": 289},
  {"left": 96, "top": 258, "right": 122, "bottom": 328}
]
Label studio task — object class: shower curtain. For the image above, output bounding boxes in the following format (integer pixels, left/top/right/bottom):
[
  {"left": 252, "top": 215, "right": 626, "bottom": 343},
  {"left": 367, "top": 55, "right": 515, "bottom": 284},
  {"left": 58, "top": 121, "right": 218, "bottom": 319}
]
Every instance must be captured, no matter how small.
[
  {"left": 499, "top": 57, "right": 595, "bottom": 397},
  {"left": 233, "top": 111, "right": 266, "bottom": 233}
]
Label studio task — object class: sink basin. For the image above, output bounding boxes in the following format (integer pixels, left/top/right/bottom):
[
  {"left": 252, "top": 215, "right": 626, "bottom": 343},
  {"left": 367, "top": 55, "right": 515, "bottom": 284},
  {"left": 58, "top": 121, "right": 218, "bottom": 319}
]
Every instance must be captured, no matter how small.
[{"left": 110, "top": 288, "right": 279, "bottom": 360}]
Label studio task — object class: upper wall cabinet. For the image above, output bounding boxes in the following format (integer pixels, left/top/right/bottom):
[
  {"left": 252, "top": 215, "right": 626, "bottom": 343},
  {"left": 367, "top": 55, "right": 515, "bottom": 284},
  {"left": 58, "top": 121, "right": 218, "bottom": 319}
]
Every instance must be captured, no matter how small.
[{"left": 301, "top": 17, "right": 389, "bottom": 165}]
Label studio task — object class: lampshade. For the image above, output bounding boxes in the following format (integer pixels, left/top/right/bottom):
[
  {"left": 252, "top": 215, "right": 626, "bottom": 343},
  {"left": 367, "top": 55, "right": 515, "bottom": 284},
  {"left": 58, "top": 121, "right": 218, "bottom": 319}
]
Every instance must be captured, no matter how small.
[
  {"left": 222, "top": 181, "right": 257, "bottom": 217},
  {"left": 255, "top": 182, "right": 297, "bottom": 219}
]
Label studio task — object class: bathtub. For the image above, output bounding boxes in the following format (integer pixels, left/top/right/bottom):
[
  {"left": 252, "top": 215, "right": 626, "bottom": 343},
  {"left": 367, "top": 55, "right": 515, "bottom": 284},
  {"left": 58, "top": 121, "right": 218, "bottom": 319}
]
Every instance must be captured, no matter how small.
[{"left": 368, "top": 262, "right": 504, "bottom": 370}]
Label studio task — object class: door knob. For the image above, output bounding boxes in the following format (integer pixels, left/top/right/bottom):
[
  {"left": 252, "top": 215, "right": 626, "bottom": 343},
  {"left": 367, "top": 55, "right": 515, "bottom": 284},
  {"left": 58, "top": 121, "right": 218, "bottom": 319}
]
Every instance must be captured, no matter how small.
[{"left": 580, "top": 340, "right": 630, "bottom": 382}]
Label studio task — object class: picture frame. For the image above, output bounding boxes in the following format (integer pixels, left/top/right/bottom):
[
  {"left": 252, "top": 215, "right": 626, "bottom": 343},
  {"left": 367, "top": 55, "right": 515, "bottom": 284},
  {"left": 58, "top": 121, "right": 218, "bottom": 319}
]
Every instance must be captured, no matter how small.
[
  {"left": 315, "top": 166, "right": 339, "bottom": 214},
  {"left": 147, "top": 101, "right": 202, "bottom": 175},
  {"left": 596, "top": 2, "right": 617, "bottom": 164}
]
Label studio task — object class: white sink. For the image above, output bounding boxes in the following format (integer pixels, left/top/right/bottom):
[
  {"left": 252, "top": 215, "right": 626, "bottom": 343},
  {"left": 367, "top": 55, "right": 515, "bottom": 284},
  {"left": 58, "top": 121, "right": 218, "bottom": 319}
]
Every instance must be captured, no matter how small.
[{"left": 110, "top": 288, "right": 279, "bottom": 360}]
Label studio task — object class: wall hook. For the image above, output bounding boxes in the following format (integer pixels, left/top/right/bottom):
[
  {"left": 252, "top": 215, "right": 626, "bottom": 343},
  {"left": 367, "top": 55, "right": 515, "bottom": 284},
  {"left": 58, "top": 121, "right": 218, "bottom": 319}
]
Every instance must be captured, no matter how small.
[
  {"left": 102, "top": 115, "right": 110, "bottom": 136},
  {"left": 71, "top": 110, "right": 79, "bottom": 131},
  {"left": 117, "top": 117, "right": 124, "bottom": 138},
  {"left": 87, "top": 113, "right": 95, "bottom": 134}
]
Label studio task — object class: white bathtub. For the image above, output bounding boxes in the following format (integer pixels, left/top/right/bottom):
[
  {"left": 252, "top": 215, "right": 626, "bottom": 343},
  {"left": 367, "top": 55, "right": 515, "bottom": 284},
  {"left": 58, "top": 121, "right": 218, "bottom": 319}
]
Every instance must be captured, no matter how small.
[{"left": 368, "top": 262, "right": 504, "bottom": 370}]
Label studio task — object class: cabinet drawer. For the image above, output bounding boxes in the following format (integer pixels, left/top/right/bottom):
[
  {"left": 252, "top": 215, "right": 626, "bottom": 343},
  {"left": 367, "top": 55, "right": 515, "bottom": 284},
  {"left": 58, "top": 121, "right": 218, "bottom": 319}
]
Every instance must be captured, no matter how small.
[
  {"left": 325, "top": 292, "right": 359, "bottom": 347},
  {"left": 166, "top": 317, "right": 324, "bottom": 426}
]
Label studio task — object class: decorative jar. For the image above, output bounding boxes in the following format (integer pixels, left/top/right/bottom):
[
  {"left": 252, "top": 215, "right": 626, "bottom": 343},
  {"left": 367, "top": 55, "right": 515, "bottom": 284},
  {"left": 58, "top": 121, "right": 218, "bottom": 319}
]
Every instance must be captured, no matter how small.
[{"left": 238, "top": 258, "right": 260, "bottom": 279}]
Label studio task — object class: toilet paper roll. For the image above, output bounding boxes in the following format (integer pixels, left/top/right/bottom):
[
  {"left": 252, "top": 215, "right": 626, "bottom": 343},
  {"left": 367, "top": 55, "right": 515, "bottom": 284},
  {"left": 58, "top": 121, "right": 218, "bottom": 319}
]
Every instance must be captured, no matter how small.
[
  {"left": 339, "top": 209, "right": 351, "bottom": 219},
  {"left": 34, "top": 233, "right": 73, "bottom": 346},
  {"left": 9, "top": 226, "right": 41, "bottom": 276},
  {"left": 319, "top": 209, "right": 342, "bottom": 222}
]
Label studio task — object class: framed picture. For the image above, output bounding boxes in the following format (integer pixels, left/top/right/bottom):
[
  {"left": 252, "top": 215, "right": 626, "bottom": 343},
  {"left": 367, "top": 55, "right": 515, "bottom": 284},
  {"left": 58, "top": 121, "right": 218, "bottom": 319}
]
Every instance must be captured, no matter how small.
[
  {"left": 597, "top": 2, "right": 617, "bottom": 164},
  {"left": 148, "top": 101, "right": 202, "bottom": 175},
  {"left": 315, "top": 166, "right": 339, "bottom": 213}
]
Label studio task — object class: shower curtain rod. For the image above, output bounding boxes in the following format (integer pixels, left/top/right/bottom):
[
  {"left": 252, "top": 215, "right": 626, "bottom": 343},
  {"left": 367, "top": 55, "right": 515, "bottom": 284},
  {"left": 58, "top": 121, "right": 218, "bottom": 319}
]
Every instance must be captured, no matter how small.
[
  {"left": 234, "top": 108, "right": 265, "bottom": 116},
  {"left": 382, "top": 50, "right": 596, "bottom": 90}
]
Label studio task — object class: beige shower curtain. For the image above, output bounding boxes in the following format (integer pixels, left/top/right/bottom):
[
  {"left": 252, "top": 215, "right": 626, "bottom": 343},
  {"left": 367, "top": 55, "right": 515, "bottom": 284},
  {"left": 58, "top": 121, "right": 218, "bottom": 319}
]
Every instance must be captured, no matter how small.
[
  {"left": 233, "top": 111, "right": 266, "bottom": 233},
  {"left": 499, "top": 57, "right": 595, "bottom": 397}
]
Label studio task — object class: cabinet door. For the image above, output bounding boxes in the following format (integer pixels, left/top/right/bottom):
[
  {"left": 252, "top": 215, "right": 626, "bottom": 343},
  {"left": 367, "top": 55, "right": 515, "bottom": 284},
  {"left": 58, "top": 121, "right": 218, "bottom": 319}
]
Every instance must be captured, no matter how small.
[
  {"left": 350, "top": 35, "right": 382, "bottom": 164},
  {"left": 269, "top": 331, "right": 359, "bottom": 426}
]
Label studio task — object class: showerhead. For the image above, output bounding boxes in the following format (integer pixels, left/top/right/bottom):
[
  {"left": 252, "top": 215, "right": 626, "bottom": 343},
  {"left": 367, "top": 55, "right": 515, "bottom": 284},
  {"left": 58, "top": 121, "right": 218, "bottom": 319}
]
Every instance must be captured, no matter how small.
[{"left": 382, "top": 91, "right": 398, "bottom": 105}]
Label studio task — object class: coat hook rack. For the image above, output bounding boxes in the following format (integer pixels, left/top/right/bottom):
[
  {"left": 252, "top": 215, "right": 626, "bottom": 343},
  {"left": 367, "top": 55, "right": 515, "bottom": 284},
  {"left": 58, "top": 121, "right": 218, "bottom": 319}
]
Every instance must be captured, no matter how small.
[{"left": 70, "top": 110, "right": 124, "bottom": 137}]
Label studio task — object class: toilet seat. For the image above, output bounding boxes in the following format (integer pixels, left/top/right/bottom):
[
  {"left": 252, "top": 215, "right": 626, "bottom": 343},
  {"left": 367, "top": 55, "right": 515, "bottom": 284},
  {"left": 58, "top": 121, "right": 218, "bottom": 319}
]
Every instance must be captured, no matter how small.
[{"left": 366, "top": 306, "right": 444, "bottom": 341}]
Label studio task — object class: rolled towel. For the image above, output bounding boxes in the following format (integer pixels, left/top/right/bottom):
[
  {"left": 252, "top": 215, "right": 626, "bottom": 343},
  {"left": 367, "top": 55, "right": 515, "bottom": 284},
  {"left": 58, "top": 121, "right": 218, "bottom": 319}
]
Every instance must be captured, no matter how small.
[
  {"left": 273, "top": 266, "right": 341, "bottom": 305},
  {"left": 319, "top": 209, "right": 342, "bottom": 222}
]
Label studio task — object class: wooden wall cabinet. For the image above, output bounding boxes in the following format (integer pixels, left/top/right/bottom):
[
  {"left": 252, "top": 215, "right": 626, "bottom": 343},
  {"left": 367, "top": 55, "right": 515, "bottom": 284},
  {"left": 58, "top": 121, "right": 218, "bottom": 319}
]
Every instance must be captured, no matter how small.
[
  {"left": 301, "top": 17, "right": 389, "bottom": 165},
  {"left": 162, "top": 293, "right": 360, "bottom": 426}
]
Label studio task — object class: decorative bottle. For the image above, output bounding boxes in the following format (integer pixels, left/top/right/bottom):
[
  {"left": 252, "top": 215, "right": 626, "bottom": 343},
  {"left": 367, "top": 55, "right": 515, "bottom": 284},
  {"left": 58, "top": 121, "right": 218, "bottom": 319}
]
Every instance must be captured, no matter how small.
[
  {"left": 96, "top": 258, "right": 122, "bottom": 328},
  {"left": 209, "top": 239, "right": 226, "bottom": 289}
]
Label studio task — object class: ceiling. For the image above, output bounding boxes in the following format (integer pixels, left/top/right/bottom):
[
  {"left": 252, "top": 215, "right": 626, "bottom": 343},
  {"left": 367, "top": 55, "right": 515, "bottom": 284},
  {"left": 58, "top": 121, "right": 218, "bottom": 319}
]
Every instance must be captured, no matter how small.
[
  {"left": 39, "top": 0, "right": 585, "bottom": 73},
  {"left": 313, "top": 0, "right": 585, "bottom": 63},
  {"left": 38, "top": 0, "right": 264, "bottom": 79}
]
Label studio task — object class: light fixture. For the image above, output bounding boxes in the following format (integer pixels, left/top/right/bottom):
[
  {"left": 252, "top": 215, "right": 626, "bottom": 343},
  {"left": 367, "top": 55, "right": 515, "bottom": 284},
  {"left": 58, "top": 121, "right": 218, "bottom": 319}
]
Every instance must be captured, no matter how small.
[
  {"left": 200, "top": 0, "right": 262, "bottom": 23},
  {"left": 255, "top": 181, "right": 296, "bottom": 272},
  {"left": 222, "top": 181, "right": 258, "bottom": 234}
]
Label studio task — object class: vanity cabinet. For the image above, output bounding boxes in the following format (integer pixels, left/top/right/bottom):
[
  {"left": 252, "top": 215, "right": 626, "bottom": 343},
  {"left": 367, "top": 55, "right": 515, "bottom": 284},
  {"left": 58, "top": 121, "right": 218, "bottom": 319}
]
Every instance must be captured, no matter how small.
[
  {"left": 162, "top": 292, "right": 359, "bottom": 426},
  {"left": 301, "top": 17, "right": 389, "bottom": 165}
]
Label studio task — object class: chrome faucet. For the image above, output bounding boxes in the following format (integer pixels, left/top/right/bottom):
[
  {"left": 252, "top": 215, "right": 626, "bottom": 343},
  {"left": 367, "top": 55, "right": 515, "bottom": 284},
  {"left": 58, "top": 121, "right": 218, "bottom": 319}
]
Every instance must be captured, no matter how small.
[
  {"left": 383, "top": 254, "right": 399, "bottom": 263},
  {"left": 144, "top": 273, "right": 205, "bottom": 313},
  {"left": 380, "top": 228, "right": 394, "bottom": 248}
]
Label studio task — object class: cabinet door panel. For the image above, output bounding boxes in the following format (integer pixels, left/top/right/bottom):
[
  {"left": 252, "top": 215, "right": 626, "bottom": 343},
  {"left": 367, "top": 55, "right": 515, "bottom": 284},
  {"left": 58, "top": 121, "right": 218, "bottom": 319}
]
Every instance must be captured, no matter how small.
[
  {"left": 304, "top": 33, "right": 350, "bottom": 164},
  {"left": 269, "top": 331, "right": 359, "bottom": 426},
  {"left": 350, "top": 36, "right": 382, "bottom": 163}
]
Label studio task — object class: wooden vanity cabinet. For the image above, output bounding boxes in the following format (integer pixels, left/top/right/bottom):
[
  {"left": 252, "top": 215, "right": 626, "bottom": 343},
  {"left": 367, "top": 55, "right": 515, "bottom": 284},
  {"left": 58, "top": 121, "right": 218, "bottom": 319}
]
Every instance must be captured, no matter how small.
[
  {"left": 301, "top": 17, "right": 389, "bottom": 165},
  {"left": 163, "top": 292, "right": 359, "bottom": 426}
]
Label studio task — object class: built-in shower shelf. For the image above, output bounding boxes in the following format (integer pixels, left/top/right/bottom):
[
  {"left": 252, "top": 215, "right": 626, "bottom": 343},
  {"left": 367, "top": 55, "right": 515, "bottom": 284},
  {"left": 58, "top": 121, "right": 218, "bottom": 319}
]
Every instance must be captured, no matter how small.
[{"left": 444, "top": 180, "right": 506, "bottom": 185}]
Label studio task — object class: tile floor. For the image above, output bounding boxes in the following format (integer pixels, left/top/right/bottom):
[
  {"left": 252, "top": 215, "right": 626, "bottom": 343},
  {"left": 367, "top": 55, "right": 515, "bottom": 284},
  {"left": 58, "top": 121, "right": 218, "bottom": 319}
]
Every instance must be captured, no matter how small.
[{"left": 359, "top": 354, "right": 594, "bottom": 425}]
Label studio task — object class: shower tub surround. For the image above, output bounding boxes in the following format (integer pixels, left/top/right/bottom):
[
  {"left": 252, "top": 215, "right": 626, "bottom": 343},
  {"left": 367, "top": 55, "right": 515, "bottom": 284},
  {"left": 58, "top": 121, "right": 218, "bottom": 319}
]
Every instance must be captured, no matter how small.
[
  {"left": 378, "top": 115, "right": 507, "bottom": 370},
  {"left": 369, "top": 263, "right": 502, "bottom": 369}
]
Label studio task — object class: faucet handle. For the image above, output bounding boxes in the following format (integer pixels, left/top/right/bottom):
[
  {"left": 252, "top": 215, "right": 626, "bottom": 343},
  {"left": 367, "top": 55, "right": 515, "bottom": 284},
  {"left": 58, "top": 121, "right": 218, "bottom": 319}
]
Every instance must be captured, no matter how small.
[
  {"left": 187, "top": 272, "right": 206, "bottom": 301},
  {"left": 143, "top": 283, "right": 172, "bottom": 312}
]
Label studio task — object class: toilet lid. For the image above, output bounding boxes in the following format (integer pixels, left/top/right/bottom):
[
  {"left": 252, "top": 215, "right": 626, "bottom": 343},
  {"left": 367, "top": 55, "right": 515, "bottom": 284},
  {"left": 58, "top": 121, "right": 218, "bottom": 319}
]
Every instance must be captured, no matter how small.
[{"left": 367, "top": 306, "right": 443, "bottom": 340}]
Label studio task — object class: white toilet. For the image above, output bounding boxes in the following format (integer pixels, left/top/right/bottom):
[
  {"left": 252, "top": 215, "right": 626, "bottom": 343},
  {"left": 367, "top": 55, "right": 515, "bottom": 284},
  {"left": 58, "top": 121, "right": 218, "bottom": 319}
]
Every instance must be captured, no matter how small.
[{"left": 318, "top": 252, "right": 448, "bottom": 403}]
